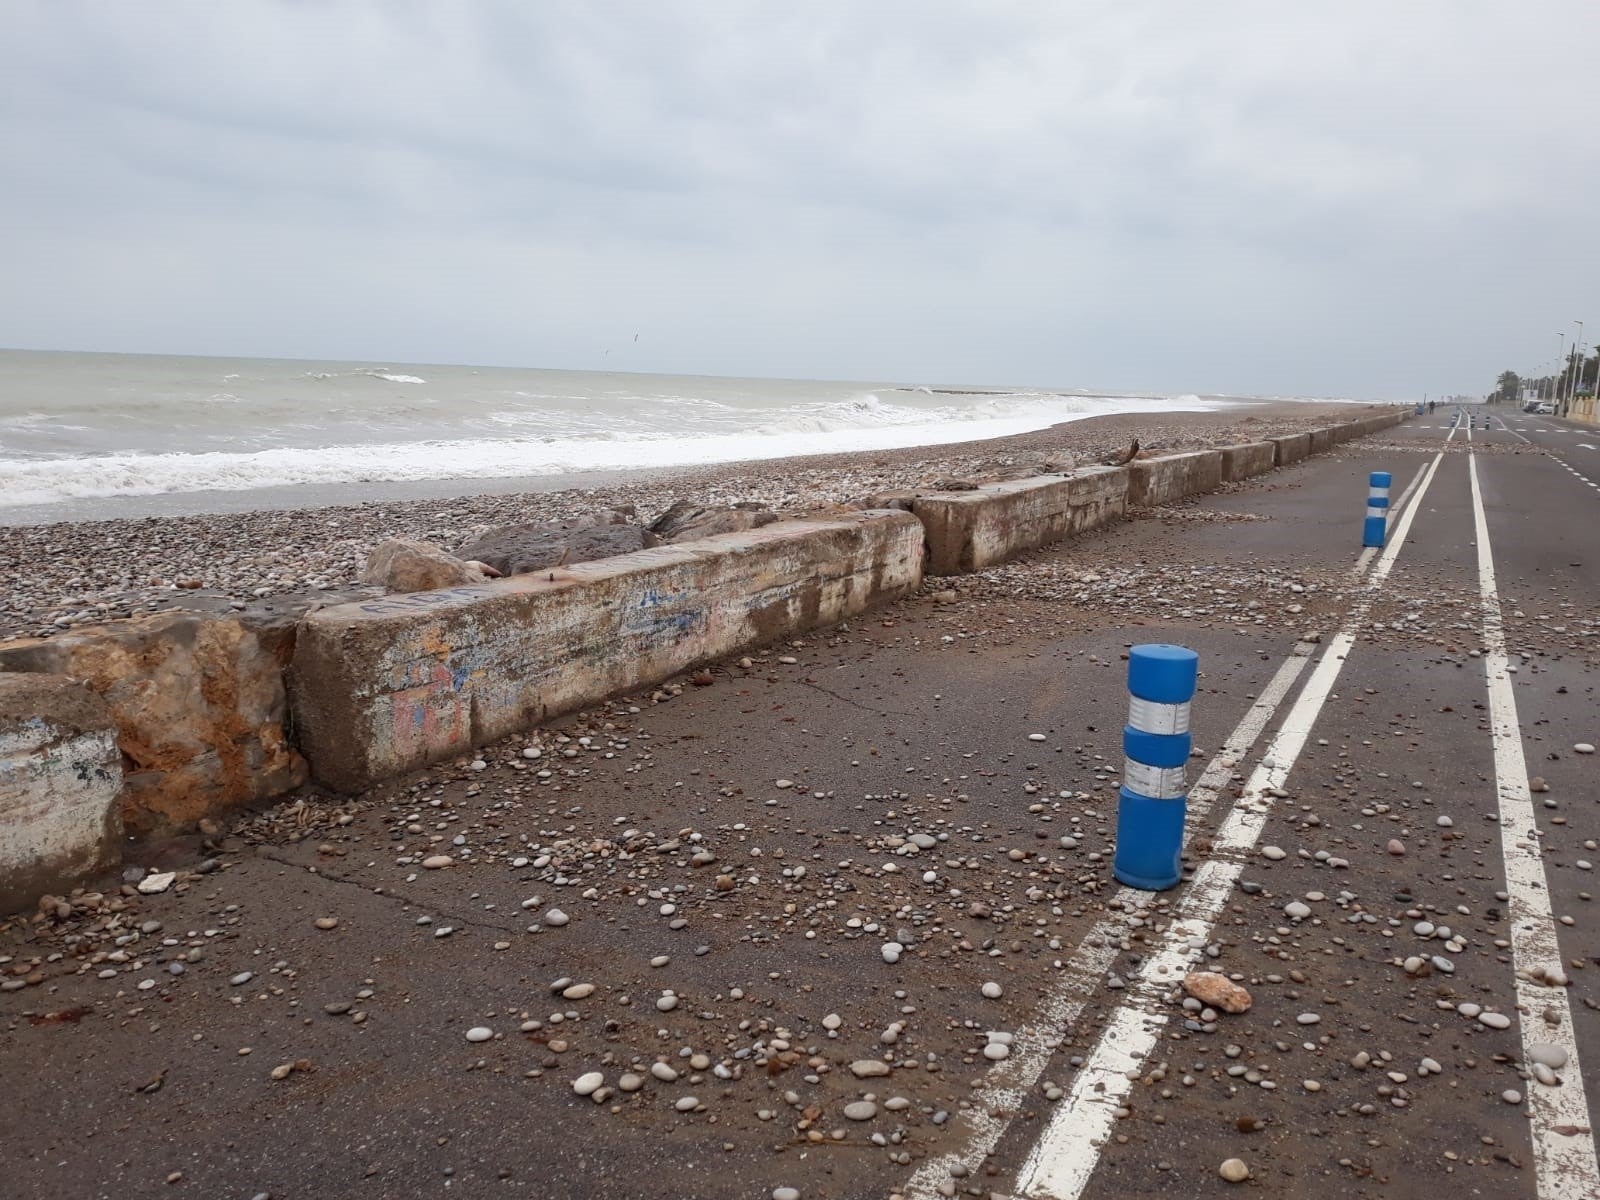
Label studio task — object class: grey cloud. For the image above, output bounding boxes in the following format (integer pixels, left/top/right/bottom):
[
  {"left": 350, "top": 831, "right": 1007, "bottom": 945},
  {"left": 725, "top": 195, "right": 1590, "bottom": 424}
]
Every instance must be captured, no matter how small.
[{"left": 2, "top": 0, "right": 1597, "bottom": 395}]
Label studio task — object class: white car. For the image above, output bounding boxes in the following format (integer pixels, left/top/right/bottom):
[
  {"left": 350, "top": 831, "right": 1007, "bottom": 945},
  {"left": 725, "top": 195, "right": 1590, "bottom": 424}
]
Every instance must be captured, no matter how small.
[{"left": 1535, "top": 402, "right": 1556, "bottom": 415}]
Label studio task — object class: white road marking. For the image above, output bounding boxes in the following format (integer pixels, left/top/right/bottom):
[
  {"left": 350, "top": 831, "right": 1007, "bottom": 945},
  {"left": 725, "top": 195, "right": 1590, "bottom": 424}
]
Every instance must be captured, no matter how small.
[
  {"left": 896, "top": 645, "right": 1311, "bottom": 1200},
  {"left": 1467, "top": 453, "right": 1600, "bottom": 1200},
  {"left": 1011, "top": 448, "right": 1446, "bottom": 1200}
]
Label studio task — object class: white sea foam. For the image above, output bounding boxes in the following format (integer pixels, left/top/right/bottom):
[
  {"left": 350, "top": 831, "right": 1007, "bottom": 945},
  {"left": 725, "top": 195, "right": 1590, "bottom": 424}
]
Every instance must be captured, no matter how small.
[
  {"left": 0, "top": 393, "right": 1211, "bottom": 507},
  {"left": 370, "top": 372, "right": 425, "bottom": 384}
]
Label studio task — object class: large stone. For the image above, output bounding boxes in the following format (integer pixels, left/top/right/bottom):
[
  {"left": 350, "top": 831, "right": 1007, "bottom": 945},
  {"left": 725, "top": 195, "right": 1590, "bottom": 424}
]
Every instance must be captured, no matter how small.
[
  {"left": 361, "top": 539, "right": 489, "bottom": 593},
  {"left": 455, "top": 510, "right": 656, "bottom": 576},
  {"left": 1126, "top": 450, "right": 1224, "bottom": 507},
  {"left": 0, "top": 611, "right": 306, "bottom": 835},
  {"left": 913, "top": 467, "right": 1127, "bottom": 576},
  {"left": 1183, "top": 971, "right": 1252, "bottom": 1014},
  {"left": 649, "top": 501, "right": 780, "bottom": 544},
  {"left": 0, "top": 674, "right": 122, "bottom": 913},
  {"left": 291, "top": 512, "right": 925, "bottom": 791}
]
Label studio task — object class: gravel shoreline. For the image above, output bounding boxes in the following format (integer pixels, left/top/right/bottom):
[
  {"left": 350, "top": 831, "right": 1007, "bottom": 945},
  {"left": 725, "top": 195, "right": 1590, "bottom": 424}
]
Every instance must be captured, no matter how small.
[{"left": 1, "top": 401, "right": 1393, "bottom": 640}]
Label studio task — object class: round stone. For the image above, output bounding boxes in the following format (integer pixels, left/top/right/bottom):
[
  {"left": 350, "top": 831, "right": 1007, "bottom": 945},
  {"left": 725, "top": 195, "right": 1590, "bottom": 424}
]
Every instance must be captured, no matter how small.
[
  {"left": 618, "top": 1073, "right": 644, "bottom": 1092},
  {"left": 573, "top": 1072, "right": 604, "bottom": 1096},
  {"left": 981, "top": 981, "right": 1003, "bottom": 999},
  {"left": 562, "top": 983, "right": 595, "bottom": 1000},
  {"left": 674, "top": 1096, "right": 699, "bottom": 1112},
  {"left": 1528, "top": 1043, "right": 1569, "bottom": 1070},
  {"left": 543, "top": 908, "right": 569, "bottom": 927},
  {"left": 1219, "top": 1158, "right": 1250, "bottom": 1183},
  {"left": 1574, "top": 743, "right": 1595, "bottom": 755},
  {"left": 421, "top": 855, "right": 453, "bottom": 870},
  {"left": 983, "top": 1042, "right": 1010, "bottom": 1061},
  {"left": 650, "top": 1063, "right": 679, "bottom": 1082},
  {"left": 1388, "top": 839, "right": 1406, "bottom": 855},
  {"left": 881, "top": 942, "right": 903, "bottom": 964},
  {"left": 843, "top": 1100, "right": 878, "bottom": 1121},
  {"left": 656, "top": 993, "right": 679, "bottom": 1012},
  {"left": 1296, "top": 1012, "right": 1321, "bottom": 1025},
  {"left": 773, "top": 1189, "right": 801, "bottom": 1200},
  {"left": 465, "top": 1026, "right": 492, "bottom": 1043},
  {"left": 1436, "top": 815, "right": 1454, "bottom": 828},
  {"left": 1478, "top": 1011, "right": 1513, "bottom": 1030},
  {"left": 313, "top": 917, "right": 338, "bottom": 930},
  {"left": 1503, "top": 1089, "right": 1523, "bottom": 1104},
  {"left": 1285, "top": 901, "right": 1311, "bottom": 919},
  {"left": 1262, "top": 846, "right": 1286, "bottom": 861},
  {"left": 230, "top": 972, "right": 253, "bottom": 986}
]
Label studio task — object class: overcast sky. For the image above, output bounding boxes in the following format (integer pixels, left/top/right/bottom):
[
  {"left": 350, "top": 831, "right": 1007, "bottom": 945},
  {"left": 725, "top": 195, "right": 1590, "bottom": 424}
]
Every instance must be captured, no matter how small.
[{"left": 2, "top": 1, "right": 1597, "bottom": 398}]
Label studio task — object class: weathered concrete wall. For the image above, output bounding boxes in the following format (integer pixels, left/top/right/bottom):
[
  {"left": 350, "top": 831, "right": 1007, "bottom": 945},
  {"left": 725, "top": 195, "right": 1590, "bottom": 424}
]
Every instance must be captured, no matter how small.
[
  {"left": 0, "top": 611, "right": 305, "bottom": 836},
  {"left": 913, "top": 467, "right": 1128, "bottom": 576},
  {"left": 1126, "top": 450, "right": 1225, "bottom": 508},
  {"left": 1271, "top": 432, "right": 1313, "bottom": 466},
  {"left": 1308, "top": 427, "right": 1339, "bottom": 455},
  {"left": 290, "top": 511, "right": 925, "bottom": 792},
  {"left": 1, "top": 674, "right": 122, "bottom": 913},
  {"left": 1218, "top": 442, "right": 1277, "bottom": 483}
]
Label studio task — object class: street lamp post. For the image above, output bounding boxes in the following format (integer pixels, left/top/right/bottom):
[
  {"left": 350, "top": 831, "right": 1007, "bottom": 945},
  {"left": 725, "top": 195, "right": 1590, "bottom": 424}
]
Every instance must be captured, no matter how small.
[
  {"left": 1555, "top": 333, "right": 1566, "bottom": 407},
  {"left": 1567, "top": 321, "right": 1586, "bottom": 417}
]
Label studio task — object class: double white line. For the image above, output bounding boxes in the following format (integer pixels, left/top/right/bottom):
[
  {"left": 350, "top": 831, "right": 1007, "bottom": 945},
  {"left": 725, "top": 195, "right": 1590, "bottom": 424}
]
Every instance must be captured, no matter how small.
[
  {"left": 899, "top": 448, "right": 1445, "bottom": 1200},
  {"left": 1467, "top": 455, "right": 1599, "bottom": 1199},
  {"left": 1008, "top": 445, "right": 1445, "bottom": 1199}
]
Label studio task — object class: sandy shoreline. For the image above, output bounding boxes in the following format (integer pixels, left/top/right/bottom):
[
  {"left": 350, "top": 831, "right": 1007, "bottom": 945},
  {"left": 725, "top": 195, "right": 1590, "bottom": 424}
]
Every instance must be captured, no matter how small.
[{"left": 0, "top": 400, "right": 1394, "bottom": 639}]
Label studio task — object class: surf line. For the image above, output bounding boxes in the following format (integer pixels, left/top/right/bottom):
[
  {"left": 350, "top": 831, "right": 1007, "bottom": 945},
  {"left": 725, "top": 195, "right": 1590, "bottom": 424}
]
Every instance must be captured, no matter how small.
[
  {"left": 1467, "top": 452, "right": 1600, "bottom": 1200},
  {"left": 899, "top": 447, "right": 1447, "bottom": 1200},
  {"left": 1008, "top": 447, "right": 1446, "bottom": 1200}
]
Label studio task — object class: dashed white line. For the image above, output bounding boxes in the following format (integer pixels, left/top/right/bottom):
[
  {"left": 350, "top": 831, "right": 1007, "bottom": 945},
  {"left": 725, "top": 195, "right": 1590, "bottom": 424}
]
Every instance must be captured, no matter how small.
[
  {"left": 1467, "top": 453, "right": 1600, "bottom": 1200},
  {"left": 1011, "top": 448, "right": 1447, "bottom": 1200}
]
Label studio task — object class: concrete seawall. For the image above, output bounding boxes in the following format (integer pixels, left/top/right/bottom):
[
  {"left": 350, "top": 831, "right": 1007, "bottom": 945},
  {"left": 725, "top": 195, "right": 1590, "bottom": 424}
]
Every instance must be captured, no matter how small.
[
  {"left": 914, "top": 466, "right": 1127, "bottom": 575},
  {"left": 1127, "top": 449, "right": 1224, "bottom": 507},
  {"left": 289, "top": 510, "right": 925, "bottom": 791},
  {"left": 0, "top": 674, "right": 122, "bottom": 912},
  {"left": 1219, "top": 441, "right": 1276, "bottom": 482},
  {"left": 0, "top": 408, "right": 1409, "bottom": 909},
  {"left": 0, "top": 610, "right": 305, "bottom": 837}
]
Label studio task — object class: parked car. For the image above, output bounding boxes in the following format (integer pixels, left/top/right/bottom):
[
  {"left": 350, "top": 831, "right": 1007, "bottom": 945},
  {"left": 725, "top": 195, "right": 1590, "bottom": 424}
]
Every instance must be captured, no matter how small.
[
  {"left": 1535, "top": 402, "right": 1556, "bottom": 415},
  {"left": 1523, "top": 401, "right": 1540, "bottom": 412}
]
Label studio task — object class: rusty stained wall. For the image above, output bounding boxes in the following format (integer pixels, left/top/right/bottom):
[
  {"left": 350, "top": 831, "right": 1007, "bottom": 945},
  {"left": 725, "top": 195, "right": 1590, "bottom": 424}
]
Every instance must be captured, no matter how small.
[
  {"left": 0, "top": 610, "right": 305, "bottom": 836},
  {"left": 914, "top": 467, "right": 1128, "bottom": 576},
  {"left": 290, "top": 511, "right": 925, "bottom": 792}
]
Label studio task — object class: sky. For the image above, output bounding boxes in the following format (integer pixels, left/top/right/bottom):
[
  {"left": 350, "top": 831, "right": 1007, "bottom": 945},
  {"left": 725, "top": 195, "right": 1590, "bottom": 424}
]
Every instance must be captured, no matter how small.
[{"left": 2, "top": 1, "right": 1597, "bottom": 399}]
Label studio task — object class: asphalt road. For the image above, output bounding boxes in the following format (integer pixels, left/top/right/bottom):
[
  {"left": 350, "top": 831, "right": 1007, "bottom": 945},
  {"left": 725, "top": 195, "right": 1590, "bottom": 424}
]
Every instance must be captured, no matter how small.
[{"left": 4, "top": 409, "right": 1598, "bottom": 1200}]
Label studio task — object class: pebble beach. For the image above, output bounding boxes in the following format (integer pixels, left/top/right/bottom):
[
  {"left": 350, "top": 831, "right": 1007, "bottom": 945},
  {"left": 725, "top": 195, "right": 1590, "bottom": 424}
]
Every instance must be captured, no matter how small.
[{"left": 0, "top": 401, "right": 1387, "bottom": 640}]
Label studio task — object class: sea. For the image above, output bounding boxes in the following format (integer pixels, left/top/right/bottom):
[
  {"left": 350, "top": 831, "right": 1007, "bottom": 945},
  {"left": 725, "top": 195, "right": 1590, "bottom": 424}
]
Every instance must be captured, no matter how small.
[{"left": 0, "top": 348, "right": 1231, "bottom": 523}]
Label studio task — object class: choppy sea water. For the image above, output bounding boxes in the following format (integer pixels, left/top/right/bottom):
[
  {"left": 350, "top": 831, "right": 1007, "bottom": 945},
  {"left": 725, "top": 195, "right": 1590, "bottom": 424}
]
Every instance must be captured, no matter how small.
[{"left": 0, "top": 348, "right": 1225, "bottom": 518}]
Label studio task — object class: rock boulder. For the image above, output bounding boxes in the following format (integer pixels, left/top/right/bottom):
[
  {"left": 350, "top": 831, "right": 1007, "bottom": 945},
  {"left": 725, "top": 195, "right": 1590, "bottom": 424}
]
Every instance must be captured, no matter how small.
[
  {"left": 361, "top": 539, "right": 490, "bottom": 593},
  {"left": 455, "top": 510, "right": 656, "bottom": 576},
  {"left": 649, "top": 500, "right": 779, "bottom": 543}
]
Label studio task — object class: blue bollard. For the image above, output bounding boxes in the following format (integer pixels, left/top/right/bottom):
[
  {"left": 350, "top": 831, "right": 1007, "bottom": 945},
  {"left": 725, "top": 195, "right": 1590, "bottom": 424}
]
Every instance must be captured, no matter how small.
[
  {"left": 1363, "top": 471, "right": 1391, "bottom": 548},
  {"left": 1113, "top": 644, "right": 1199, "bottom": 891}
]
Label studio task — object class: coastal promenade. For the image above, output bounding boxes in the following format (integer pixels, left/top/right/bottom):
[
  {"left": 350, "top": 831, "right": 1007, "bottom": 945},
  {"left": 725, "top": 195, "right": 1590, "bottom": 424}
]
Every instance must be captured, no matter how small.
[{"left": 4, "top": 411, "right": 1599, "bottom": 1200}]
